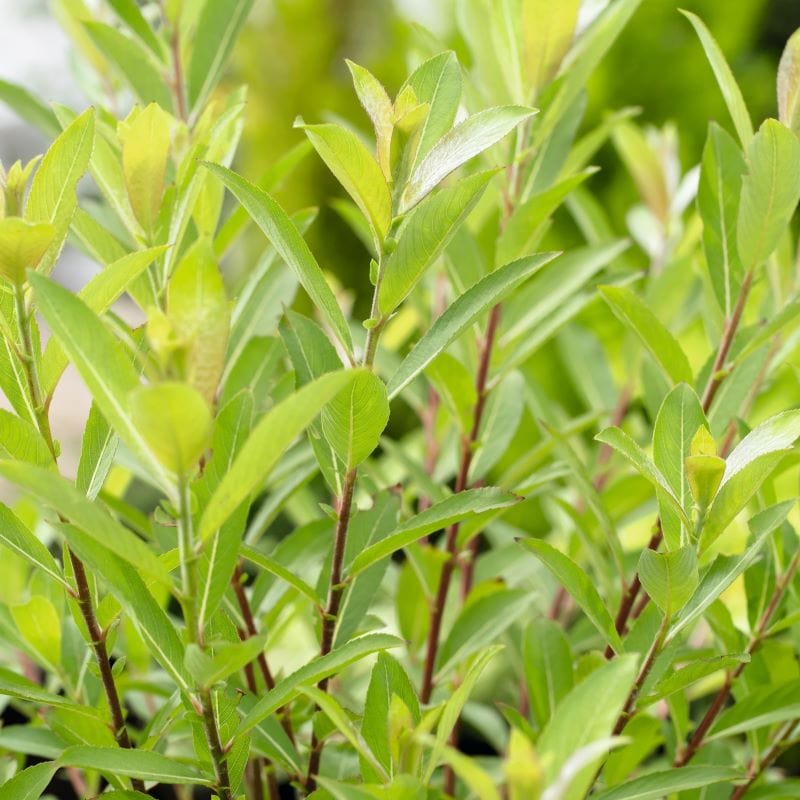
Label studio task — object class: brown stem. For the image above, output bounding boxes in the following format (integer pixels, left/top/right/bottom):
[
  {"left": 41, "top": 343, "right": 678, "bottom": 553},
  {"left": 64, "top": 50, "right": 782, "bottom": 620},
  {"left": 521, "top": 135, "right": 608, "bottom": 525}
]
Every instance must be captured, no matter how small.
[
  {"left": 199, "top": 687, "right": 233, "bottom": 800},
  {"left": 420, "top": 304, "right": 502, "bottom": 705},
  {"left": 729, "top": 720, "right": 797, "bottom": 800},
  {"left": 305, "top": 467, "right": 357, "bottom": 792},
  {"left": 70, "top": 551, "right": 147, "bottom": 793},
  {"left": 674, "top": 550, "right": 800, "bottom": 767}
]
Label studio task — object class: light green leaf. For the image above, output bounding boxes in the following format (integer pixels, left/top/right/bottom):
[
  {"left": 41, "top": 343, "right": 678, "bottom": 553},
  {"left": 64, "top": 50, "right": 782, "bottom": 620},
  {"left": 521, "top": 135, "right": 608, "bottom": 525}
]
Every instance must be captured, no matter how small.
[
  {"left": 0, "top": 79, "right": 60, "bottom": 137},
  {"left": 709, "top": 679, "right": 800, "bottom": 740},
  {"left": 0, "top": 409, "right": 52, "bottom": 467},
  {"left": 643, "top": 654, "right": 749, "bottom": 706},
  {"left": 186, "top": 0, "right": 255, "bottom": 112},
  {"left": 107, "top": 0, "right": 164, "bottom": 56},
  {"left": 522, "top": 0, "right": 580, "bottom": 94},
  {"left": 537, "top": 655, "right": 639, "bottom": 800},
  {"left": 0, "top": 461, "right": 169, "bottom": 585},
  {"left": 0, "top": 762, "right": 57, "bottom": 800},
  {"left": 350, "top": 488, "right": 519, "bottom": 577},
  {"left": 698, "top": 123, "right": 746, "bottom": 316},
  {"left": 388, "top": 252, "right": 558, "bottom": 398},
  {"left": 681, "top": 10, "right": 753, "bottom": 147},
  {"left": 300, "top": 122, "right": 391, "bottom": 247},
  {"left": 25, "top": 107, "right": 94, "bottom": 275},
  {"left": 638, "top": 546, "right": 699, "bottom": 617},
  {"left": 593, "top": 766, "right": 742, "bottom": 800},
  {"left": 379, "top": 170, "right": 496, "bottom": 316},
  {"left": 204, "top": 163, "right": 353, "bottom": 354},
  {"left": 240, "top": 544, "right": 323, "bottom": 605},
  {"left": 436, "top": 589, "right": 529, "bottom": 678},
  {"left": 238, "top": 633, "right": 403, "bottom": 735},
  {"left": 778, "top": 28, "right": 800, "bottom": 135},
  {"left": 0, "top": 218, "right": 55, "bottom": 284},
  {"left": 518, "top": 538, "right": 623, "bottom": 653},
  {"left": 400, "top": 106, "right": 535, "bottom": 211},
  {"left": 0, "top": 665, "right": 76, "bottom": 708},
  {"left": 129, "top": 383, "right": 213, "bottom": 477},
  {"left": 403, "top": 51, "right": 463, "bottom": 165},
  {"left": 11, "top": 596, "right": 61, "bottom": 670},
  {"left": 737, "top": 118, "right": 800, "bottom": 269},
  {"left": 652, "top": 384, "right": 706, "bottom": 549},
  {"left": 59, "top": 745, "right": 210, "bottom": 785},
  {"left": 599, "top": 285, "right": 692, "bottom": 385},
  {"left": 186, "top": 636, "right": 267, "bottom": 688},
  {"left": 0, "top": 503, "right": 68, "bottom": 589},
  {"left": 670, "top": 501, "right": 793, "bottom": 640},
  {"left": 523, "top": 618, "right": 573, "bottom": 728},
  {"left": 321, "top": 369, "right": 389, "bottom": 468},
  {"left": 199, "top": 370, "right": 361, "bottom": 542},
  {"left": 594, "top": 426, "right": 691, "bottom": 528},
  {"left": 83, "top": 22, "right": 173, "bottom": 110},
  {"left": 346, "top": 60, "right": 393, "bottom": 179},
  {"left": 28, "top": 272, "right": 172, "bottom": 488}
]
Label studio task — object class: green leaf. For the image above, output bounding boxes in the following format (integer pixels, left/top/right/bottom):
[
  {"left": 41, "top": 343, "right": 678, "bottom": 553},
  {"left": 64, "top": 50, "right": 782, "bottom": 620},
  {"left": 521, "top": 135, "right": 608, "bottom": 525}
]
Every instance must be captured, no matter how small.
[
  {"left": 63, "top": 525, "right": 189, "bottom": 691},
  {"left": 436, "top": 589, "right": 529, "bottom": 678},
  {"left": 698, "top": 123, "right": 746, "bottom": 316},
  {"left": 186, "top": 636, "right": 267, "bottom": 688},
  {"left": 186, "top": 0, "right": 255, "bottom": 112},
  {"left": 0, "top": 762, "right": 57, "bottom": 800},
  {"left": 59, "top": 745, "right": 210, "bottom": 785},
  {"left": 0, "top": 665, "right": 75, "bottom": 708},
  {"left": 652, "top": 384, "right": 706, "bottom": 549},
  {"left": 0, "top": 409, "right": 52, "bottom": 467},
  {"left": 11, "top": 596, "right": 61, "bottom": 670},
  {"left": 346, "top": 60, "right": 393, "bottom": 179},
  {"left": 76, "top": 402, "right": 117, "bottom": 500},
  {"left": 350, "top": 488, "right": 519, "bottom": 576},
  {"left": 238, "top": 633, "right": 403, "bottom": 735},
  {"left": 0, "top": 503, "right": 68, "bottom": 589},
  {"left": 83, "top": 22, "right": 173, "bottom": 110},
  {"left": 204, "top": 163, "right": 353, "bottom": 354},
  {"left": 522, "top": 0, "right": 580, "bottom": 93},
  {"left": 240, "top": 544, "right": 323, "bottom": 605},
  {"left": 0, "top": 79, "right": 60, "bottom": 137},
  {"left": 299, "top": 122, "right": 391, "bottom": 248},
  {"left": 0, "top": 461, "right": 169, "bottom": 585},
  {"left": 680, "top": 10, "right": 753, "bottom": 147},
  {"left": 537, "top": 655, "right": 639, "bottom": 800},
  {"left": 518, "top": 538, "right": 623, "bottom": 653},
  {"left": 400, "top": 106, "right": 535, "bottom": 211},
  {"left": 0, "top": 218, "right": 55, "bottom": 284},
  {"left": 402, "top": 51, "right": 463, "bottom": 165},
  {"left": 593, "top": 766, "right": 742, "bottom": 800},
  {"left": 737, "top": 118, "right": 800, "bottom": 269},
  {"left": 107, "top": 0, "right": 164, "bottom": 56},
  {"left": 523, "top": 618, "right": 573, "bottom": 728},
  {"left": 28, "top": 273, "right": 172, "bottom": 488},
  {"left": 643, "top": 653, "right": 749, "bottom": 706},
  {"left": 594, "top": 426, "right": 691, "bottom": 528},
  {"left": 118, "top": 103, "right": 172, "bottom": 234},
  {"left": 709, "top": 678, "right": 800, "bottom": 740},
  {"left": 700, "top": 411, "right": 800, "bottom": 550},
  {"left": 778, "top": 28, "right": 800, "bottom": 135},
  {"left": 378, "top": 171, "right": 496, "bottom": 316},
  {"left": 599, "top": 285, "right": 692, "bottom": 385},
  {"left": 129, "top": 383, "right": 213, "bottom": 477},
  {"left": 670, "top": 501, "right": 792, "bottom": 640},
  {"left": 321, "top": 370, "right": 389, "bottom": 469},
  {"left": 638, "top": 546, "right": 699, "bottom": 617},
  {"left": 199, "top": 370, "right": 361, "bottom": 542},
  {"left": 388, "top": 252, "right": 558, "bottom": 398}
]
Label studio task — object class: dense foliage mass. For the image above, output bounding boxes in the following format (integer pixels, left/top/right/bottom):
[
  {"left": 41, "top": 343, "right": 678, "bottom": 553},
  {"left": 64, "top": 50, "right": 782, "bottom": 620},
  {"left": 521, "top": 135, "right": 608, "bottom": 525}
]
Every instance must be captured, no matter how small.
[{"left": 1, "top": 1, "right": 800, "bottom": 798}]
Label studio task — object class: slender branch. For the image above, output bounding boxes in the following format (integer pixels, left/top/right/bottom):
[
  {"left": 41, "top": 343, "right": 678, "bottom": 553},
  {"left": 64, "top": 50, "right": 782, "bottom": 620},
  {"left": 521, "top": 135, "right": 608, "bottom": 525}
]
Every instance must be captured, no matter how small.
[
  {"left": 730, "top": 720, "right": 798, "bottom": 800},
  {"left": 13, "top": 285, "right": 147, "bottom": 793},
  {"left": 674, "top": 549, "right": 800, "bottom": 767}
]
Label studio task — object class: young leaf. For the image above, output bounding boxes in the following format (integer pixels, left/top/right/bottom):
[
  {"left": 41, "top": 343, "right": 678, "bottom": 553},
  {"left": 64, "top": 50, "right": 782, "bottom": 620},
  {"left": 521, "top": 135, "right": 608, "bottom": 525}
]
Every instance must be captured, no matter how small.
[
  {"left": 204, "top": 163, "right": 353, "bottom": 354},
  {"left": 778, "top": 28, "right": 800, "bottom": 135},
  {"left": 599, "top": 285, "right": 692, "bottom": 385},
  {"left": 0, "top": 218, "right": 55, "bottom": 285},
  {"left": 25, "top": 108, "right": 94, "bottom": 275},
  {"left": 518, "top": 538, "right": 623, "bottom": 653},
  {"left": 199, "top": 370, "right": 362, "bottom": 542},
  {"left": 321, "top": 369, "right": 389, "bottom": 468},
  {"left": 186, "top": 0, "right": 255, "bottom": 112},
  {"left": 400, "top": 106, "right": 536, "bottom": 211},
  {"left": 638, "top": 546, "right": 699, "bottom": 617},
  {"left": 28, "top": 273, "right": 172, "bottom": 488},
  {"left": 129, "top": 383, "right": 213, "bottom": 478},
  {"left": 737, "top": 118, "right": 800, "bottom": 270},
  {"left": 346, "top": 60, "right": 393, "bottom": 179},
  {"left": 387, "top": 252, "right": 558, "bottom": 398},
  {"left": 378, "top": 170, "right": 497, "bottom": 316},
  {"left": 697, "top": 123, "right": 746, "bottom": 316},
  {"left": 522, "top": 0, "right": 580, "bottom": 94},
  {"left": 299, "top": 122, "right": 392, "bottom": 248},
  {"left": 681, "top": 10, "right": 753, "bottom": 147},
  {"left": 349, "top": 488, "right": 519, "bottom": 576}
]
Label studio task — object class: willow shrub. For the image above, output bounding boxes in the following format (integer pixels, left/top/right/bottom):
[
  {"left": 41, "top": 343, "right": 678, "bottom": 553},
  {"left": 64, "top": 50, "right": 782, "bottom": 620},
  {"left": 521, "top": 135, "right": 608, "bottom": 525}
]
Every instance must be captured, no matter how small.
[{"left": 1, "top": 1, "right": 800, "bottom": 799}]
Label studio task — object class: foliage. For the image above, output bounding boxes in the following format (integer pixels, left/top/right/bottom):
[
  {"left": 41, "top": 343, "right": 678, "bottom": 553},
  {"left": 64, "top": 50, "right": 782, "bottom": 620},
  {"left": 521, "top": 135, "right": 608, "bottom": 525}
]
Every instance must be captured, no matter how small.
[{"left": 0, "top": 2, "right": 799, "bottom": 800}]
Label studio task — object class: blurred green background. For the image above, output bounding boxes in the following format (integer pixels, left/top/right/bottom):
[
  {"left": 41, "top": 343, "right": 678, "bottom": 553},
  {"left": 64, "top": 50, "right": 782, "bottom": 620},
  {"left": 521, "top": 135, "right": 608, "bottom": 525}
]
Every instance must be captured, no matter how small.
[{"left": 226, "top": 0, "right": 800, "bottom": 314}]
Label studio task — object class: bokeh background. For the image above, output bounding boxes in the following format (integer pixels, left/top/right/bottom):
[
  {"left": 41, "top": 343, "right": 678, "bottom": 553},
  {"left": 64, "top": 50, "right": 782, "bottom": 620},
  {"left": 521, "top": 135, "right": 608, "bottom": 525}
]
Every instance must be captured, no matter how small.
[{"left": 1, "top": 0, "right": 799, "bottom": 474}]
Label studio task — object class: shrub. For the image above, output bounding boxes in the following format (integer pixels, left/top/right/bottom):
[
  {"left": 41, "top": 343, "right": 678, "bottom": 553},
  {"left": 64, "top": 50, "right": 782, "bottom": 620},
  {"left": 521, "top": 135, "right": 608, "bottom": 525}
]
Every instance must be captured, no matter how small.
[{"left": 0, "top": 2, "right": 799, "bottom": 799}]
